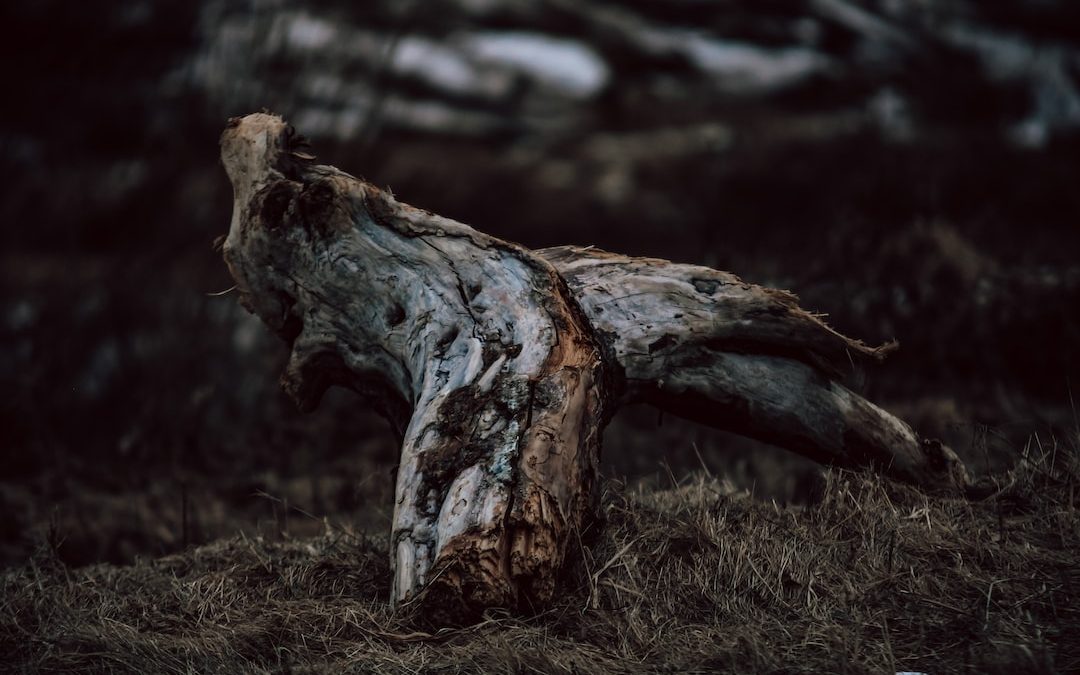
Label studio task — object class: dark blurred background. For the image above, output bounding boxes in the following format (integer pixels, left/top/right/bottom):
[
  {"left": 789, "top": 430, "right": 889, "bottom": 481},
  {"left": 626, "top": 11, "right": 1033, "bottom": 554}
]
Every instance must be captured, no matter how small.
[{"left": 2, "top": 0, "right": 1078, "bottom": 569}]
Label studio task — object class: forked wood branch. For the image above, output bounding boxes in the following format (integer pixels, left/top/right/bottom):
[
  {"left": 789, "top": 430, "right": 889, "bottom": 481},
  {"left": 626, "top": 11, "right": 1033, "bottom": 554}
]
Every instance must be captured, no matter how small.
[{"left": 220, "top": 113, "right": 970, "bottom": 617}]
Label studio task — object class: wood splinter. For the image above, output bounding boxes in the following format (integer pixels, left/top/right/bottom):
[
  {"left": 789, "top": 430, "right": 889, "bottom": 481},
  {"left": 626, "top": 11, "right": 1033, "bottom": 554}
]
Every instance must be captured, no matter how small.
[{"left": 220, "top": 113, "right": 971, "bottom": 617}]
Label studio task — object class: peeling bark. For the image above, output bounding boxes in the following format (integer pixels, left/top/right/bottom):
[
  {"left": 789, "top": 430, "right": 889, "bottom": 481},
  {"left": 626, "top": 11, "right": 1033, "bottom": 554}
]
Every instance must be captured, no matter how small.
[{"left": 220, "top": 113, "right": 969, "bottom": 617}]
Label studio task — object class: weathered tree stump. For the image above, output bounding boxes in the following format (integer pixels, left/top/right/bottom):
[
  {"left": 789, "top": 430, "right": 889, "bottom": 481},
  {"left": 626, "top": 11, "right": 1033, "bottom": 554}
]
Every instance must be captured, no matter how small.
[{"left": 220, "top": 113, "right": 970, "bottom": 616}]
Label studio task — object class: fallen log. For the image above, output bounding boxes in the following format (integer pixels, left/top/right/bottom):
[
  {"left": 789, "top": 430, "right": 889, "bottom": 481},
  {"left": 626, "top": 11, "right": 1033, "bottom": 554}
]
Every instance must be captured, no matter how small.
[{"left": 220, "top": 113, "right": 970, "bottom": 617}]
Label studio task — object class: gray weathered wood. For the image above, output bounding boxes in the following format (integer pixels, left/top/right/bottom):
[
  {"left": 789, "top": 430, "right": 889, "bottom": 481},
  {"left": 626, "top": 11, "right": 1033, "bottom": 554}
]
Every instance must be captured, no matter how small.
[{"left": 220, "top": 112, "right": 969, "bottom": 616}]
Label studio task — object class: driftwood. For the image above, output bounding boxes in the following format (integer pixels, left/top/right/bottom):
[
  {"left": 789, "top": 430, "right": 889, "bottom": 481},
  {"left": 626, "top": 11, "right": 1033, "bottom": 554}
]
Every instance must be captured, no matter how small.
[{"left": 220, "top": 113, "right": 970, "bottom": 617}]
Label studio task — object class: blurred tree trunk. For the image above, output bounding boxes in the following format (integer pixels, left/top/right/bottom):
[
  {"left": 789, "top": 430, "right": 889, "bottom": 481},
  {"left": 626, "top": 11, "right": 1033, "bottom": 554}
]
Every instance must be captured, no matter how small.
[{"left": 220, "top": 113, "right": 969, "bottom": 618}]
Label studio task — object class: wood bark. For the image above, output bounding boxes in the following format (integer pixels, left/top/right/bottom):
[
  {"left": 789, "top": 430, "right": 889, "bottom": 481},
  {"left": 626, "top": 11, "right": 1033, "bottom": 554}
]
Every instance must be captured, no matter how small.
[{"left": 220, "top": 113, "right": 970, "bottom": 617}]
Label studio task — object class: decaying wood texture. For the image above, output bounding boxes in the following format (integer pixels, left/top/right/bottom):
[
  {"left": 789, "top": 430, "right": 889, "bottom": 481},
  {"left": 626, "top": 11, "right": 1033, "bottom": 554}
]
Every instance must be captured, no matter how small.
[{"left": 220, "top": 113, "right": 970, "bottom": 616}]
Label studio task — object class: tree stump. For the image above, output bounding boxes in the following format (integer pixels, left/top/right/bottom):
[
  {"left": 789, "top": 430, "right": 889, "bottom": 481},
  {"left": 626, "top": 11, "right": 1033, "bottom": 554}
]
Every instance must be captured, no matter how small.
[{"left": 220, "top": 113, "right": 970, "bottom": 617}]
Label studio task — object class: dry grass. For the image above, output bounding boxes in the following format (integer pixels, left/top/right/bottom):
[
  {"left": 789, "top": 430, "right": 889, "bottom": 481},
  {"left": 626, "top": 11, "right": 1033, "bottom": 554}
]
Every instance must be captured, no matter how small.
[{"left": 2, "top": 440, "right": 1077, "bottom": 674}]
